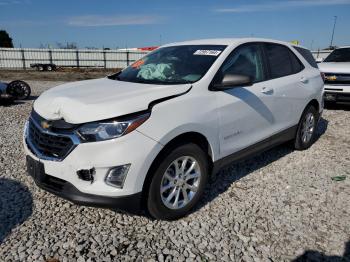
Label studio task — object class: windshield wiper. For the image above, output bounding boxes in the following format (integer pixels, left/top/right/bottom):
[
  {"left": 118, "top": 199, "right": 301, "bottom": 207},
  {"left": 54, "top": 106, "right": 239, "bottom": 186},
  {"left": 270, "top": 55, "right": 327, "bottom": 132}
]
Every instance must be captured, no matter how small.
[
  {"left": 110, "top": 76, "right": 192, "bottom": 85},
  {"left": 161, "top": 79, "right": 192, "bottom": 85},
  {"left": 135, "top": 79, "right": 192, "bottom": 85},
  {"left": 108, "top": 72, "right": 122, "bottom": 80}
]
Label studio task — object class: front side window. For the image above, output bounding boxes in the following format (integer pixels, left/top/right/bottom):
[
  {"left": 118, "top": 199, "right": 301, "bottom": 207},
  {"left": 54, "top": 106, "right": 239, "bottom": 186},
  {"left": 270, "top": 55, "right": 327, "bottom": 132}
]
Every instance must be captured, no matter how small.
[
  {"left": 265, "top": 43, "right": 303, "bottom": 79},
  {"left": 214, "top": 44, "right": 266, "bottom": 84},
  {"left": 324, "top": 48, "right": 350, "bottom": 62},
  {"left": 112, "top": 45, "right": 226, "bottom": 85}
]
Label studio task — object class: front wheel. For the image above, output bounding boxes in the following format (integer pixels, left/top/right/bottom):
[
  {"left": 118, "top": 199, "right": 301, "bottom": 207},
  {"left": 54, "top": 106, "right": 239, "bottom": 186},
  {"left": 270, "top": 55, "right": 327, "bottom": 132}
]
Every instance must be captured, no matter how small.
[
  {"left": 294, "top": 105, "right": 319, "bottom": 150},
  {"left": 147, "top": 143, "right": 209, "bottom": 220}
]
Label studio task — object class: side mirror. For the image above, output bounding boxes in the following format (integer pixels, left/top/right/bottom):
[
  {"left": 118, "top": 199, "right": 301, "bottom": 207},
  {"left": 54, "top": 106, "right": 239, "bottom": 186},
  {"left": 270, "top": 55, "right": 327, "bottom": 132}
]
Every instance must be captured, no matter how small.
[{"left": 211, "top": 74, "right": 252, "bottom": 90}]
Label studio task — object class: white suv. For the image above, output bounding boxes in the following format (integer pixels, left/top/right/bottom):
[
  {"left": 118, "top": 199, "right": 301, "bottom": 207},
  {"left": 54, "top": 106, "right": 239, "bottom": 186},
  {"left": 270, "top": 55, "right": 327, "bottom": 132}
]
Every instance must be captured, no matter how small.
[
  {"left": 24, "top": 38, "right": 324, "bottom": 220},
  {"left": 318, "top": 47, "right": 350, "bottom": 104}
]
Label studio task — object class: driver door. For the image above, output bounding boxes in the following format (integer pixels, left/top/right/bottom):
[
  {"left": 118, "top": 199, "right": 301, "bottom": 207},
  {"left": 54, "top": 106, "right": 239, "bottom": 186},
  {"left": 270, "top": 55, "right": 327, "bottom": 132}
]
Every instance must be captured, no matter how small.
[{"left": 213, "top": 43, "right": 280, "bottom": 158}]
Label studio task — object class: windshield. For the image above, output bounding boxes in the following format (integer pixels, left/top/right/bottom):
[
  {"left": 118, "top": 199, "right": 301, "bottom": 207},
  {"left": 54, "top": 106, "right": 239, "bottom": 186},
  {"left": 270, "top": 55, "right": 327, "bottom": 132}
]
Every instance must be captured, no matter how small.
[
  {"left": 112, "top": 45, "right": 226, "bottom": 85},
  {"left": 324, "top": 48, "right": 350, "bottom": 62}
]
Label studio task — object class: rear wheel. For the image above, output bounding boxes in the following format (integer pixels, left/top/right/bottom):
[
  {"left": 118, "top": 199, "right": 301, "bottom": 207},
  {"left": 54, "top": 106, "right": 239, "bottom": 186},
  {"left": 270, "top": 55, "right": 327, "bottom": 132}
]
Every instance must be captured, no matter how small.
[
  {"left": 294, "top": 105, "right": 319, "bottom": 150},
  {"left": 46, "top": 65, "right": 53, "bottom": 71},
  {"left": 147, "top": 143, "right": 209, "bottom": 220}
]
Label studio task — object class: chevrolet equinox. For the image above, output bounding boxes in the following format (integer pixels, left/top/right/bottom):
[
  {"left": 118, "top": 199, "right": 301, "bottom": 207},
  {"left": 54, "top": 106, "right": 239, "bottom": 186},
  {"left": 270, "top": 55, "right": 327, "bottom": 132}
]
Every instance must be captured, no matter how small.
[{"left": 24, "top": 38, "right": 324, "bottom": 220}]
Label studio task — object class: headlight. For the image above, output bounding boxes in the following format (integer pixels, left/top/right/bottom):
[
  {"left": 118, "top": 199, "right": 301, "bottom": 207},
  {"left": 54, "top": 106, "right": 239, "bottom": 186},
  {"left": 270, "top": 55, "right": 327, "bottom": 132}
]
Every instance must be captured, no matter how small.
[{"left": 77, "top": 112, "right": 150, "bottom": 142}]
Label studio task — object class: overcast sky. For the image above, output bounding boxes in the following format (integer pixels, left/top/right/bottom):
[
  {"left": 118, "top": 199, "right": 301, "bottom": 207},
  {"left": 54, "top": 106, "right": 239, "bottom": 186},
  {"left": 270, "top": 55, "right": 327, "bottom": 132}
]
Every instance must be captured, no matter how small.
[{"left": 1, "top": 0, "right": 350, "bottom": 49}]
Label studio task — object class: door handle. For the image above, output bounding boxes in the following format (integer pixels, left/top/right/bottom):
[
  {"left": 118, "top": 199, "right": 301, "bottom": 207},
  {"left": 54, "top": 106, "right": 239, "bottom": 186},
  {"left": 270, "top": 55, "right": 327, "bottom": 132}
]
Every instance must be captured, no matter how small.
[
  {"left": 300, "top": 76, "right": 309, "bottom": 83},
  {"left": 261, "top": 86, "right": 273, "bottom": 94}
]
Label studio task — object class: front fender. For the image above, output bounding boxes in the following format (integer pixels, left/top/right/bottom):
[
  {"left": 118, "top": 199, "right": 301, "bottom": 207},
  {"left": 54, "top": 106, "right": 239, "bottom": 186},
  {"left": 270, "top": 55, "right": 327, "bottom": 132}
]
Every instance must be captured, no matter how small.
[{"left": 137, "top": 92, "right": 220, "bottom": 162}]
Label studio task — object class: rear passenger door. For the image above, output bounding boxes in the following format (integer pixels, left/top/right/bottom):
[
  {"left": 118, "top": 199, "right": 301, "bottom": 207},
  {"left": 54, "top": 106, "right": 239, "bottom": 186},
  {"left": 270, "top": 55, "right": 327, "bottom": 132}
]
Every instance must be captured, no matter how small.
[{"left": 262, "top": 43, "right": 308, "bottom": 130}]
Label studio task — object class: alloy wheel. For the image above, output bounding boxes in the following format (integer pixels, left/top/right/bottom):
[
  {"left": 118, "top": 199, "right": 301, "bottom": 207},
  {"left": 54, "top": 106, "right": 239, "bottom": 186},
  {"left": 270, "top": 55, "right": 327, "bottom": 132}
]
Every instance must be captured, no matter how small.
[
  {"left": 301, "top": 112, "right": 315, "bottom": 143},
  {"left": 160, "top": 156, "right": 201, "bottom": 210}
]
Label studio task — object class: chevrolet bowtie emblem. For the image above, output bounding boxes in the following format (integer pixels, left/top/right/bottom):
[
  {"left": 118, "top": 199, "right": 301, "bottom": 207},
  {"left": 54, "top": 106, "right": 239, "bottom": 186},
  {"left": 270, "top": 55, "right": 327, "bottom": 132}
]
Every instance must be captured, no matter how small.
[
  {"left": 326, "top": 75, "right": 337, "bottom": 81},
  {"left": 41, "top": 120, "right": 51, "bottom": 129}
]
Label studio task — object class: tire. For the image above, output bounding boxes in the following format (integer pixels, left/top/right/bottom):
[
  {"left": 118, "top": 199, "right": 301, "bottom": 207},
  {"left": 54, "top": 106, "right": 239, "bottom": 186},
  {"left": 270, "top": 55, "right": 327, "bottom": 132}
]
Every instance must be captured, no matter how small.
[
  {"left": 46, "top": 65, "right": 52, "bottom": 71},
  {"left": 294, "top": 105, "right": 319, "bottom": 150},
  {"left": 38, "top": 65, "right": 44, "bottom": 71},
  {"left": 7, "top": 80, "right": 31, "bottom": 100},
  {"left": 147, "top": 143, "right": 209, "bottom": 220}
]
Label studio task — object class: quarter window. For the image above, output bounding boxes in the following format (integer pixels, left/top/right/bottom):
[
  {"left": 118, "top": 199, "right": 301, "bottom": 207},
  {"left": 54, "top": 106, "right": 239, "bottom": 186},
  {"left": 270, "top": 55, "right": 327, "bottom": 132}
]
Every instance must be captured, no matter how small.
[
  {"left": 294, "top": 46, "right": 318, "bottom": 68},
  {"left": 215, "top": 44, "right": 266, "bottom": 84}
]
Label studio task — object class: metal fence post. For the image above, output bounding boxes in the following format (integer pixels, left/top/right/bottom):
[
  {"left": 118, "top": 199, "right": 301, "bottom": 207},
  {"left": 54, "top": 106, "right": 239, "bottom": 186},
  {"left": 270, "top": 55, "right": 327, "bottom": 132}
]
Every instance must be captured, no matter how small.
[
  {"left": 48, "top": 49, "right": 53, "bottom": 64},
  {"left": 126, "top": 51, "right": 130, "bottom": 66},
  {"left": 103, "top": 51, "right": 107, "bottom": 69},
  {"left": 21, "top": 49, "right": 26, "bottom": 70},
  {"left": 76, "top": 50, "right": 80, "bottom": 68}
]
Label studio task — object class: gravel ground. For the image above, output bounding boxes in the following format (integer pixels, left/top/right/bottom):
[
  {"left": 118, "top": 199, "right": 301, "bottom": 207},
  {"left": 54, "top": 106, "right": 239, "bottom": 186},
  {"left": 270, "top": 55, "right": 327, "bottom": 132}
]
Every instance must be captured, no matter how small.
[{"left": 0, "top": 80, "right": 349, "bottom": 262}]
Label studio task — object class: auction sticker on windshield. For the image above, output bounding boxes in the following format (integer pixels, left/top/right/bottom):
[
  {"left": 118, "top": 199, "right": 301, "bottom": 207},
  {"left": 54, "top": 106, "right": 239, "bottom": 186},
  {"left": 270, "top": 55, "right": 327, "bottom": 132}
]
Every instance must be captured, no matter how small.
[
  {"left": 193, "top": 50, "right": 222, "bottom": 56},
  {"left": 131, "top": 59, "right": 145, "bottom": 69}
]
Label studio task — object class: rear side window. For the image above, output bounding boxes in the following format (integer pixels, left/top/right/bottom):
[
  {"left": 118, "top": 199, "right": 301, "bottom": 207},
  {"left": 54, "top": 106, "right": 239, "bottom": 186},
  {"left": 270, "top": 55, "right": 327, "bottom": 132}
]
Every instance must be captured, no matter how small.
[
  {"left": 294, "top": 46, "right": 318, "bottom": 68},
  {"left": 264, "top": 43, "right": 304, "bottom": 79},
  {"left": 290, "top": 51, "right": 305, "bottom": 72}
]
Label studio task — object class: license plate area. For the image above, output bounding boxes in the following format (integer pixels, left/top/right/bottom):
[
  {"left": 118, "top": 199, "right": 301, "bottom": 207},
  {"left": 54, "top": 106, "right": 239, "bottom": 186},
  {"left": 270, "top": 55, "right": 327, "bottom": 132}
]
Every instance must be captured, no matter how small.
[
  {"left": 324, "top": 93, "right": 336, "bottom": 101},
  {"left": 26, "top": 155, "right": 45, "bottom": 180}
]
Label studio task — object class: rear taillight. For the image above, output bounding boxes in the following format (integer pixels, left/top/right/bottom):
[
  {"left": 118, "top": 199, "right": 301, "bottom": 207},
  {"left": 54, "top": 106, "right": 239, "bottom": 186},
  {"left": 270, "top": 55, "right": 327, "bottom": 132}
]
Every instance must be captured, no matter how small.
[{"left": 320, "top": 72, "right": 325, "bottom": 82}]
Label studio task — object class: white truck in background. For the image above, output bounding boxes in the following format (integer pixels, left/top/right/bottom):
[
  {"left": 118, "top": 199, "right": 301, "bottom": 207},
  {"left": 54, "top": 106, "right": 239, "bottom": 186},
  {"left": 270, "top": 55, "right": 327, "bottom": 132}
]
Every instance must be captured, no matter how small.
[{"left": 318, "top": 47, "right": 350, "bottom": 104}]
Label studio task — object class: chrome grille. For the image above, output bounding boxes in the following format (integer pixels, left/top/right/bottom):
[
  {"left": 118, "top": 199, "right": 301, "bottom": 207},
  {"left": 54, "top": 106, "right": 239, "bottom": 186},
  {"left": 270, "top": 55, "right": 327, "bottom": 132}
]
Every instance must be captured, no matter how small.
[
  {"left": 324, "top": 73, "right": 350, "bottom": 85},
  {"left": 26, "top": 117, "right": 77, "bottom": 161}
]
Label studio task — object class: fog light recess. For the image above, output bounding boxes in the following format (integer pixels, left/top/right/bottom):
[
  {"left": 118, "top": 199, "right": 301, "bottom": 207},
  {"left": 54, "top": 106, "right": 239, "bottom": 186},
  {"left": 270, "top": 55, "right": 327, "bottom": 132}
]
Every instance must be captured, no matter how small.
[{"left": 105, "top": 164, "right": 130, "bottom": 188}]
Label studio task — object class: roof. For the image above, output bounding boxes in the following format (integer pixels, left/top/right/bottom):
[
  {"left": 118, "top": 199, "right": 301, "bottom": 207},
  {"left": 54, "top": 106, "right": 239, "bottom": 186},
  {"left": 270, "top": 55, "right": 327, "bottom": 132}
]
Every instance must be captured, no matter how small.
[{"left": 162, "top": 38, "right": 309, "bottom": 50}]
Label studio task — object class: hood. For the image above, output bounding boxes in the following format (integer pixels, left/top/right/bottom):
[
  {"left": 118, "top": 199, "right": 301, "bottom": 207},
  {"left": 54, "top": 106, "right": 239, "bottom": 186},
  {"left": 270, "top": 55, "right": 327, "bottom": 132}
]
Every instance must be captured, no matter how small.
[
  {"left": 318, "top": 62, "right": 350, "bottom": 74},
  {"left": 34, "top": 78, "right": 191, "bottom": 124}
]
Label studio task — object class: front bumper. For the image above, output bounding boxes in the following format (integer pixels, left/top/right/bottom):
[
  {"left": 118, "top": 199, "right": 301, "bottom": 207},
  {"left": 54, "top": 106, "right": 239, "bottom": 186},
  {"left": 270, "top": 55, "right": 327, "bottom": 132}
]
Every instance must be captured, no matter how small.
[
  {"left": 27, "top": 155, "right": 142, "bottom": 212},
  {"left": 324, "top": 92, "right": 350, "bottom": 103},
  {"left": 324, "top": 84, "right": 350, "bottom": 103},
  {"left": 24, "top": 120, "right": 163, "bottom": 208}
]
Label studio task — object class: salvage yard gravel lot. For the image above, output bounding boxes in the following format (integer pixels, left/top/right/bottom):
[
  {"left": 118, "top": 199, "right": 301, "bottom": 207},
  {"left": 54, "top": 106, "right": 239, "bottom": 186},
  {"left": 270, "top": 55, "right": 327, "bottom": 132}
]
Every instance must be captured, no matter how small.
[{"left": 0, "top": 79, "right": 349, "bottom": 262}]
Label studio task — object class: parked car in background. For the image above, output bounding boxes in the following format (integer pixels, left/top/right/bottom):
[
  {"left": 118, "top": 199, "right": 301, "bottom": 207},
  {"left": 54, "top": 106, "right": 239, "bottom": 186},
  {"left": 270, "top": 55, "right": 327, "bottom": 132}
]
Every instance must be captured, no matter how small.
[
  {"left": 318, "top": 47, "right": 350, "bottom": 104},
  {"left": 24, "top": 38, "right": 324, "bottom": 220}
]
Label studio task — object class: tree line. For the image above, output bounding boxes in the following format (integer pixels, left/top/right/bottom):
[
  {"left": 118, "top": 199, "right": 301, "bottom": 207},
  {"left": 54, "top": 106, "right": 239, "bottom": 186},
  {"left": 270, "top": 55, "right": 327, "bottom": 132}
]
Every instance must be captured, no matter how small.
[{"left": 0, "top": 30, "right": 14, "bottom": 48}]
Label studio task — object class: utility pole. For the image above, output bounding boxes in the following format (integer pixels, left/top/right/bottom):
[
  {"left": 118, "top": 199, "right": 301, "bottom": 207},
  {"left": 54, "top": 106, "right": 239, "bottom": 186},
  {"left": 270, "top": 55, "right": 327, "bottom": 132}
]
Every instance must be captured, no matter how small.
[{"left": 330, "top": 16, "right": 337, "bottom": 48}]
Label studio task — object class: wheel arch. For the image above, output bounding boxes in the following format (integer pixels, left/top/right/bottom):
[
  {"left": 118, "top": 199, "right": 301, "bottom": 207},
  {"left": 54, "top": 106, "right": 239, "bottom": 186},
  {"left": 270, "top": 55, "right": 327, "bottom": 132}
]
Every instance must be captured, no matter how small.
[
  {"left": 294, "top": 98, "right": 320, "bottom": 150},
  {"left": 307, "top": 99, "right": 320, "bottom": 112},
  {"left": 141, "top": 131, "right": 214, "bottom": 206},
  {"left": 296, "top": 98, "right": 320, "bottom": 130}
]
